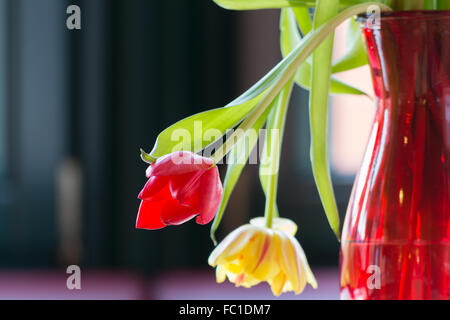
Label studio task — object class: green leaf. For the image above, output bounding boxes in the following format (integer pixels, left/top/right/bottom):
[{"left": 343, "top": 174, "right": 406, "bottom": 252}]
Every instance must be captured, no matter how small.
[
  {"left": 310, "top": 0, "right": 341, "bottom": 238},
  {"left": 259, "top": 80, "right": 294, "bottom": 220},
  {"left": 259, "top": 99, "right": 281, "bottom": 218},
  {"left": 210, "top": 101, "right": 274, "bottom": 245},
  {"left": 293, "top": 59, "right": 368, "bottom": 95},
  {"left": 423, "top": 0, "right": 437, "bottom": 9},
  {"left": 213, "top": 0, "right": 369, "bottom": 10},
  {"left": 292, "top": 7, "right": 312, "bottom": 35},
  {"left": 332, "top": 17, "right": 369, "bottom": 74},
  {"left": 281, "top": 8, "right": 367, "bottom": 96}
]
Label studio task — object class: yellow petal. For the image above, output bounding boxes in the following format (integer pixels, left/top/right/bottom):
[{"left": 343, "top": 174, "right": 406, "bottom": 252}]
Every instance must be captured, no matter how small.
[
  {"left": 208, "top": 225, "right": 255, "bottom": 266},
  {"left": 274, "top": 231, "right": 301, "bottom": 293},
  {"left": 239, "top": 229, "right": 267, "bottom": 274},
  {"left": 250, "top": 232, "right": 280, "bottom": 281},
  {"left": 250, "top": 217, "right": 298, "bottom": 236},
  {"left": 209, "top": 220, "right": 315, "bottom": 297},
  {"left": 288, "top": 236, "right": 307, "bottom": 294},
  {"left": 225, "top": 262, "right": 244, "bottom": 274},
  {"left": 216, "top": 265, "right": 226, "bottom": 283},
  {"left": 239, "top": 274, "right": 261, "bottom": 288},
  {"left": 287, "top": 232, "right": 318, "bottom": 289},
  {"left": 270, "top": 272, "right": 286, "bottom": 296}
]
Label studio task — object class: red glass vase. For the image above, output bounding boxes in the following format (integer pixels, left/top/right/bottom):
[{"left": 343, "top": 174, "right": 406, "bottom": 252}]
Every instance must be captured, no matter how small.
[{"left": 340, "top": 11, "right": 450, "bottom": 300}]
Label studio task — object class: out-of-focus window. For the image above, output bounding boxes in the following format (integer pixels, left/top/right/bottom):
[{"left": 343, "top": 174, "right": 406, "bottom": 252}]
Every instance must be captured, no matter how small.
[
  {"left": 0, "top": 0, "right": 6, "bottom": 179},
  {"left": 330, "top": 21, "right": 375, "bottom": 181},
  {"left": 0, "top": 0, "right": 8, "bottom": 244}
]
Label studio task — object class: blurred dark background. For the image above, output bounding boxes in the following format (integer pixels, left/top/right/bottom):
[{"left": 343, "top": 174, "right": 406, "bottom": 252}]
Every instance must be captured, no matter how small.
[{"left": 0, "top": 0, "right": 357, "bottom": 299}]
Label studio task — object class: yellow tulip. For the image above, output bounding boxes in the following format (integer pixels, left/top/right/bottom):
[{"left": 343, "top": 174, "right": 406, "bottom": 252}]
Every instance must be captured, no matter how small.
[{"left": 208, "top": 217, "right": 317, "bottom": 296}]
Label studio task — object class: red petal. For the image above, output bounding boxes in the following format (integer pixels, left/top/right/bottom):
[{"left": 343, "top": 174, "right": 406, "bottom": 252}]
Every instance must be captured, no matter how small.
[
  {"left": 169, "top": 171, "right": 203, "bottom": 208},
  {"left": 152, "top": 151, "right": 214, "bottom": 176},
  {"left": 136, "top": 200, "right": 166, "bottom": 230},
  {"left": 160, "top": 199, "right": 197, "bottom": 226},
  {"left": 196, "top": 166, "right": 222, "bottom": 225},
  {"left": 138, "top": 176, "right": 170, "bottom": 201}
]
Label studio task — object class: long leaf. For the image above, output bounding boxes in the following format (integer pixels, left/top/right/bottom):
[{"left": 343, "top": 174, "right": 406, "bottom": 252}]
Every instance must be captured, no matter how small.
[
  {"left": 437, "top": 0, "right": 450, "bottom": 9},
  {"left": 259, "top": 80, "right": 295, "bottom": 219},
  {"left": 332, "top": 17, "right": 369, "bottom": 74},
  {"left": 149, "top": 95, "right": 263, "bottom": 159},
  {"left": 310, "top": 0, "right": 340, "bottom": 238}
]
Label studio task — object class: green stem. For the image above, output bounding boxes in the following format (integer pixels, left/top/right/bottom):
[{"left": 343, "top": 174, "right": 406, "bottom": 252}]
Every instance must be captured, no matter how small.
[
  {"left": 214, "top": 0, "right": 389, "bottom": 10},
  {"left": 264, "top": 79, "right": 294, "bottom": 229},
  {"left": 391, "top": 0, "right": 424, "bottom": 10},
  {"left": 211, "top": 2, "right": 392, "bottom": 165}
]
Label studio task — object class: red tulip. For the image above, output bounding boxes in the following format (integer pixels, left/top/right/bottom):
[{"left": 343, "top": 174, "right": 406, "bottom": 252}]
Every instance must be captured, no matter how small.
[{"left": 136, "top": 151, "right": 223, "bottom": 230}]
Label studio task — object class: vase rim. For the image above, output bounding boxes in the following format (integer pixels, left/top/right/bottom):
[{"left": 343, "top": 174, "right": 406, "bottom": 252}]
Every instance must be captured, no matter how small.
[{"left": 358, "top": 10, "right": 450, "bottom": 22}]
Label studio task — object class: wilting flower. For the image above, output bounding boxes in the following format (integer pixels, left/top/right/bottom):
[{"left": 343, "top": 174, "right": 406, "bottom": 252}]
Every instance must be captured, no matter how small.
[
  {"left": 136, "top": 151, "right": 223, "bottom": 230},
  {"left": 208, "top": 217, "right": 317, "bottom": 296}
]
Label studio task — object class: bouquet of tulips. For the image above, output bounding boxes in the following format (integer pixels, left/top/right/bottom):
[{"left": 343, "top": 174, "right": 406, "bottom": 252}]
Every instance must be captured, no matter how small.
[{"left": 136, "top": 0, "right": 450, "bottom": 296}]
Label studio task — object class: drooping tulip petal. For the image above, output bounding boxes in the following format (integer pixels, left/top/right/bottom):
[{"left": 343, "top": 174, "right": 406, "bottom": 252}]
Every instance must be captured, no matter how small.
[
  {"left": 197, "top": 166, "right": 222, "bottom": 225},
  {"left": 288, "top": 232, "right": 318, "bottom": 289},
  {"left": 208, "top": 217, "right": 316, "bottom": 296},
  {"left": 216, "top": 265, "right": 227, "bottom": 283},
  {"left": 238, "top": 231, "right": 267, "bottom": 275},
  {"left": 160, "top": 199, "right": 197, "bottom": 225},
  {"left": 169, "top": 171, "right": 203, "bottom": 207},
  {"left": 274, "top": 231, "right": 301, "bottom": 293},
  {"left": 136, "top": 200, "right": 166, "bottom": 230},
  {"left": 251, "top": 235, "right": 279, "bottom": 281},
  {"left": 151, "top": 151, "right": 214, "bottom": 176},
  {"left": 138, "top": 175, "right": 170, "bottom": 201},
  {"left": 208, "top": 225, "right": 255, "bottom": 266}
]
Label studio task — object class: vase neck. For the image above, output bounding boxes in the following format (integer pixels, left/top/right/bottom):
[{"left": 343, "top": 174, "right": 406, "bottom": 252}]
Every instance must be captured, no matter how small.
[{"left": 362, "top": 11, "right": 450, "bottom": 104}]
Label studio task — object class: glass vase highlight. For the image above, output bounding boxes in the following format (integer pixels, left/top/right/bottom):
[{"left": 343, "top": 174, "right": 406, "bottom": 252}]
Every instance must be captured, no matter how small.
[{"left": 340, "top": 11, "right": 450, "bottom": 300}]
